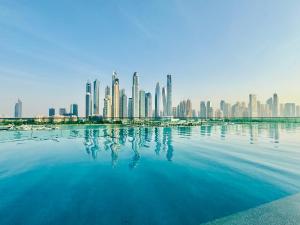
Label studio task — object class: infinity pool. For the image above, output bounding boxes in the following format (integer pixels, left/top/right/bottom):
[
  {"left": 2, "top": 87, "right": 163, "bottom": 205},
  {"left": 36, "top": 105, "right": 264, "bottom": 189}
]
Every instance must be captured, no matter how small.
[{"left": 0, "top": 123, "right": 300, "bottom": 225}]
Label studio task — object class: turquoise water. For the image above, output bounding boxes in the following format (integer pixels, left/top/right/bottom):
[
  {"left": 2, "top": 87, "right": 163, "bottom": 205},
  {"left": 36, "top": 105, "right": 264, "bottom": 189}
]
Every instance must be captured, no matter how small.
[{"left": 0, "top": 123, "right": 300, "bottom": 225}]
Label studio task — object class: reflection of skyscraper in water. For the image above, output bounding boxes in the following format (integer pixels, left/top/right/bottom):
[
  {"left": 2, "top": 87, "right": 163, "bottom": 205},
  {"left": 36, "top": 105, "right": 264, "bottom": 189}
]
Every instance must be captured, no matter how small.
[
  {"left": 144, "top": 127, "right": 153, "bottom": 144},
  {"left": 163, "top": 127, "right": 174, "bottom": 161},
  {"left": 118, "top": 128, "right": 127, "bottom": 145},
  {"left": 177, "top": 126, "right": 192, "bottom": 137},
  {"left": 249, "top": 124, "right": 258, "bottom": 144},
  {"left": 162, "top": 127, "right": 167, "bottom": 152},
  {"left": 220, "top": 125, "right": 227, "bottom": 139},
  {"left": 83, "top": 128, "right": 101, "bottom": 159},
  {"left": 200, "top": 126, "right": 206, "bottom": 136},
  {"left": 206, "top": 125, "right": 212, "bottom": 136},
  {"left": 90, "top": 129, "right": 100, "bottom": 159},
  {"left": 269, "top": 123, "right": 279, "bottom": 144},
  {"left": 154, "top": 127, "right": 162, "bottom": 155},
  {"left": 129, "top": 129, "right": 140, "bottom": 169}
]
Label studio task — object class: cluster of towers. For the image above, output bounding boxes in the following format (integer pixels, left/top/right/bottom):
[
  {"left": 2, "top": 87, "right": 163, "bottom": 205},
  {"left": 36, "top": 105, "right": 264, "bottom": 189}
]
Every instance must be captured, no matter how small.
[{"left": 85, "top": 72, "right": 172, "bottom": 119}]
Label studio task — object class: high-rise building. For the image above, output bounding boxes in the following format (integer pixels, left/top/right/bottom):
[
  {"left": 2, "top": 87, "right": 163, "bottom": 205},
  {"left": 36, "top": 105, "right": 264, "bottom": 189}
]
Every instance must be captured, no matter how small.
[
  {"left": 139, "top": 90, "right": 145, "bottom": 118},
  {"left": 119, "top": 89, "right": 128, "bottom": 118},
  {"left": 70, "top": 104, "right": 78, "bottom": 117},
  {"left": 200, "top": 101, "right": 206, "bottom": 119},
  {"left": 105, "top": 85, "right": 110, "bottom": 97},
  {"left": 220, "top": 100, "right": 226, "bottom": 114},
  {"left": 172, "top": 107, "right": 177, "bottom": 117},
  {"left": 59, "top": 108, "right": 66, "bottom": 116},
  {"left": 128, "top": 98, "right": 133, "bottom": 118},
  {"left": 132, "top": 72, "right": 139, "bottom": 118},
  {"left": 215, "top": 109, "right": 223, "bottom": 118},
  {"left": 266, "top": 97, "right": 273, "bottom": 117},
  {"left": 112, "top": 74, "right": 120, "bottom": 119},
  {"left": 85, "top": 81, "right": 92, "bottom": 117},
  {"left": 249, "top": 94, "right": 257, "bottom": 117},
  {"left": 155, "top": 82, "right": 161, "bottom": 118},
  {"left": 207, "top": 101, "right": 213, "bottom": 118},
  {"left": 296, "top": 105, "right": 300, "bottom": 117},
  {"left": 284, "top": 103, "right": 296, "bottom": 117},
  {"left": 49, "top": 108, "right": 55, "bottom": 117},
  {"left": 103, "top": 85, "right": 112, "bottom": 118},
  {"left": 103, "top": 97, "right": 111, "bottom": 118},
  {"left": 145, "top": 92, "right": 152, "bottom": 118},
  {"left": 166, "top": 74, "right": 172, "bottom": 117},
  {"left": 272, "top": 93, "right": 279, "bottom": 117},
  {"left": 280, "top": 104, "right": 285, "bottom": 117},
  {"left": 14, "top": 99, "right": 22, "bottom": 118},
  {"left": 93, "top": 79, "right": 100, "bottom": 115},
  {"left": 162, "top": 87, "right": 167, "bottom": 116},
  {"left": 186, "top": 99, "right": 192, "bottom": 117}
]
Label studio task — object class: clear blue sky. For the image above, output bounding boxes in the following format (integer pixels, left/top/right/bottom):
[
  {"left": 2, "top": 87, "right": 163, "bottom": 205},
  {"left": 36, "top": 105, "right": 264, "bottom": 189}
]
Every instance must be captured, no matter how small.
[{"left": 0, "top": 0, "right": 300, "bottom": 117}]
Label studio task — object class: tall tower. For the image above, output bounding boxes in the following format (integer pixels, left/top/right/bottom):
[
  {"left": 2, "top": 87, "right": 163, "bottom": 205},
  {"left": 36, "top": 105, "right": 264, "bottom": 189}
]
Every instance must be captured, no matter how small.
[
  {"left": 120, "top": 89, "right": 128, "bottom": 118},
  {"left": 103, "top": 86, "right": 111, "bottom": 118},
  {"left": 249, "top": 94, "right": 258, "bottom": 118},
  {"left": 128, "top": 98, "right": 133, "bottom": 118},
  {"left": 162, "top": 87, "right": 167, "bottom": 117},
  {"left": 139, "top": 90, "right": 145, "bottom": 118},
  {"left": 145, "top": 92, "right": 152, "bottom": 118},
  {"left": 273, "top": 93, "right": 279, "bottom": 117},
  {"left": 93, "top": 79, "right": 100, "bottom": 115},
  {"left": 132, "top": 72, "right": 139, "bottom": 118},
  {"left": 155, "top": 82, "right": 161, "bottom": 118},
  {"left": 111, "top": 72, "right": 120, "bottom": 119},
  {"left": 166, "top": 74, "right": 172, "bottom": 116},
  {"left": 112, "top": 77, "right": 120, "bottom": 119},
  {"left": 14, "top": 99, "right": 22, "bottom": 118},
  {"left": 200, "top": 101, "right": 206, "bottom": 119},
  {"left": 85, "top": 81, "right": 92, "bottom": 118},
  {"left": 70, "top": 104, "right": 78, "bottom": 117}
]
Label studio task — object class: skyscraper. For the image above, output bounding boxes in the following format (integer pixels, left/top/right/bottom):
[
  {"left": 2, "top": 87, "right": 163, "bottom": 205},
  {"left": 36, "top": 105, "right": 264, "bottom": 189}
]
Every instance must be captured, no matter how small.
[
  {"left": 14, "top": 99, "right": 22, "bottom": 118},
  {"left": 103, "top": 96, "right": 112, "bottom": 118},
  {"left": 49, "top": 108, "right": 55, "bottom": 117},
  {"left": 85, "top": 81, "right": 92, "bottom": 117},
  {"left": 166, "top": 74, "right": 172, "bottom": 117},
  {"left": 284, "top": 103, "right": 296, "bottom": 117},
  {"left": 128, "top": 98, "right": 133, "bottom": 118},
  {"left": 112, "top": 74, "right": 120, "bottom": 119},
  {"left": 139, "top": 90, "right": 146, "bottom": 118},
  {"left": 103, "top": 85, "right": 112, "bottom": 118},
  {"left": 296, "top": 105, "right": 300, "bottom": 117},
  {"left": 220, "top": 100, "right": 226, "bottom": 114},
  {"left": 145, "top": 92, "right": 152, "bottom": 118},
  {"left": 207, "top": 101, "right": 213, "bottom": 118},
  {"left": 111, "top": 72, "right": 120, "bottom": 119},
  {"left": 273, "top": 93, "right": 279, "bottom": 117},
  {"left": 59, "top": 108, "right": 66, "bottom": 116},
  {"left": 249, "top": 94, "right": 257, "bottom": 118},
  {"left": 93, "top": 79, "right": 100, "bottom": 115},
  {"left": 70, "top": 104, "right": 78, "bottom": 117},
  {"left": 200, "top": 101, "right": 206, "bottom": 119},
  {"left": 266, "top": 97, "right": 273, "bottom": 117},
  {"left": 162, "top": 87, "right": 167, "bottom": 116},
  {"left": 155, "top": 82, "right": 161, "bottom": 118},
  {"left": 132, "top": 72, "right": 139, "bottom": 118},
  {"left": 186, "top": 99, "right": 192, "bottom": 117},
  {"left": 119, "top": 89, "right": 128, "bottom": 118}
]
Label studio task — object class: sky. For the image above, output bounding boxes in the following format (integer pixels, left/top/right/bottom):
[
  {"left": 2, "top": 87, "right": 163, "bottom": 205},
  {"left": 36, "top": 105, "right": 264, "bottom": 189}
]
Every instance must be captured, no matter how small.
[{"left": 0, "top": 0, "right": 300, "bottom": 117}]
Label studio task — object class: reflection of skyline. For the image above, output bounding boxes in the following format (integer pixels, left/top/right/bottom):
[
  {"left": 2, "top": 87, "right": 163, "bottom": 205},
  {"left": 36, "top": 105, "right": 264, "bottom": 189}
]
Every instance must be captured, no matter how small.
[
  {"left": 82, "top": 126, "right": 175, "bottom": 167},
  {"left": 2, "top": 124, "right": 300, "bottom": 167}
]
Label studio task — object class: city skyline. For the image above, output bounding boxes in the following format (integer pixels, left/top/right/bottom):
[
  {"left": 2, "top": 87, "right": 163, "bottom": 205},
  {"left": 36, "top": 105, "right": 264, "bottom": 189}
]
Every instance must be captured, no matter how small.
[
  {"left": 1, "top": 1, "right": 300, "bottom": 116},
  {"left": 4, "top": 72, "right": 300, "bottom": 118}
]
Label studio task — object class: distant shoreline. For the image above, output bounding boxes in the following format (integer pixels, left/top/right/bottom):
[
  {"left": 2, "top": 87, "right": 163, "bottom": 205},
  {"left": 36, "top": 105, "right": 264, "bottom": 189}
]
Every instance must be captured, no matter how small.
[{"left": 1, "top": 117, "right": 300, "bottom": 131}]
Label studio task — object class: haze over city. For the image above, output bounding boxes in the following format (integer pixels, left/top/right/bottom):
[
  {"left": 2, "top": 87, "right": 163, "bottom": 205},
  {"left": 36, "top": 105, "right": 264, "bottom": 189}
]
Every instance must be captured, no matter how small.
[{"left": 1, "top": 0, "right": 300, "bottom": 117}]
